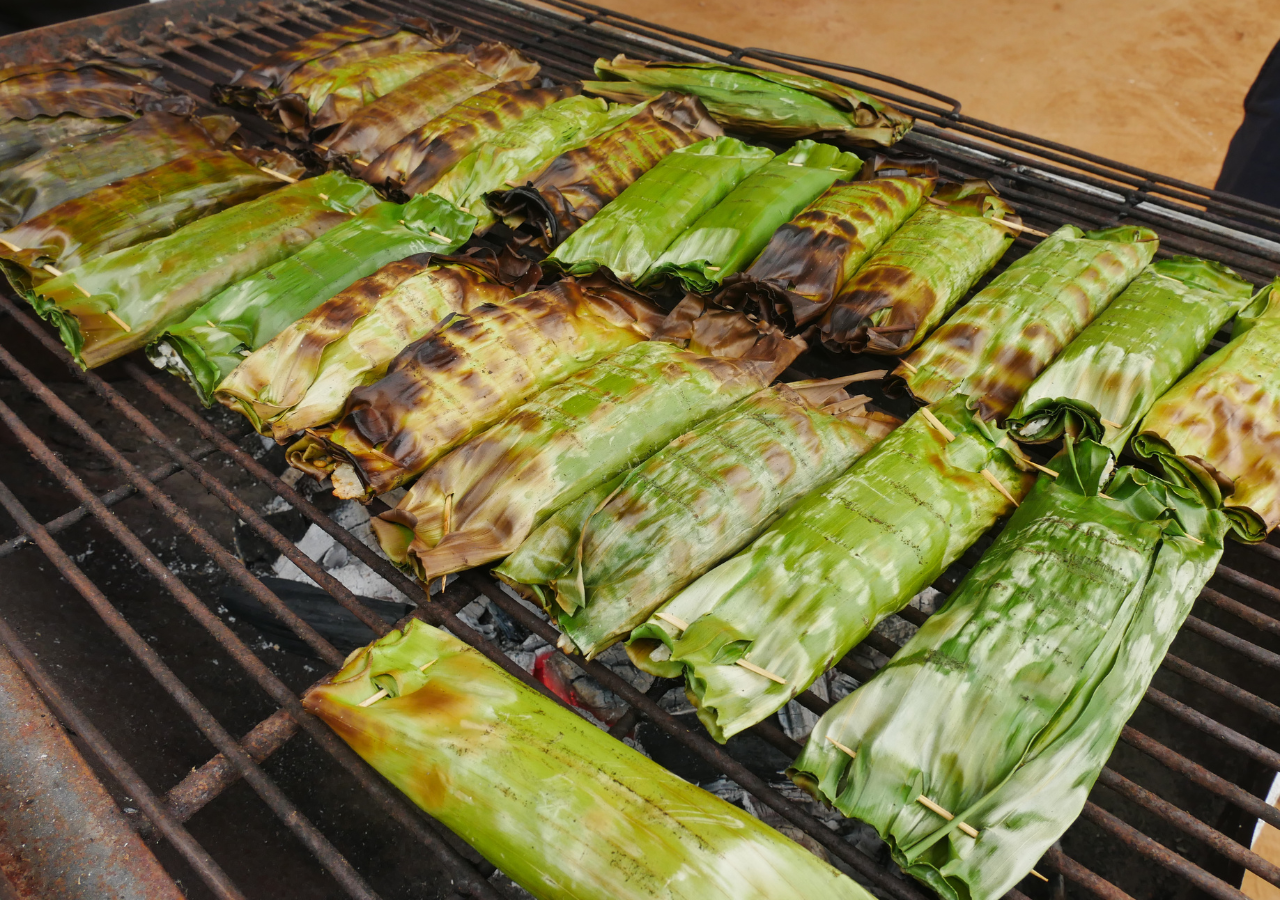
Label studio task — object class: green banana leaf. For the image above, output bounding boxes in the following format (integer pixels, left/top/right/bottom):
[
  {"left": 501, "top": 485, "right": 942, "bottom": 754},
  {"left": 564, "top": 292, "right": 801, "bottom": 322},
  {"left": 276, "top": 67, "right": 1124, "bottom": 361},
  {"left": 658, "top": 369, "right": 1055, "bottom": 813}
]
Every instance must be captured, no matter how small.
[
  {"left": 28, "top": 171, "right": 376, "bottom": 370},
  {"left": 484, "top": 92, "right": 722, "bottom": 252},
  {"left": 0, "top": 111, "right": 239, "bottom": 228},
  {"left": 893, "top": 224, "right": 1159, "bottom": 422},
  {"left": 0, "top": 59, "right": 174, "bottom": 123},
  {"left": 1133, "top": 279, "right": 1280, "bottom": 542},
  {"left": 626, "top": 395, "right": 1034, "bottom": 743},
  {"left": 819, "top": 180, "right": 1017, "bottom": 355},
  {"left": 321, "top": 43, "right": 540, "bottom": 172},
  {"left": 0, "top": 150, "right": 282, "bottom": 295},
  {"left": 716, "top": 176, "right": 936, "bottom": 329},
  {"left": 147, "top": 193, "right": 476, "bottom": 406},
  {"left": 642, "top": 140, "right": 862, "bottom": 292},
  {"left": 1007, "top": 256, "right": 1253, "bottom": 453},
  {"left": 303, "top": 619, "right": 877, "bottom": 900},
  {"left": 545, "top": 136, "right": 775, "bottom": 283},
  {"left": 587, "top": 54, "right": 913, "bottom": 147},
  {"left": 789, "top": 439, "right": 1228, "bottom": 900},
  {"left": 0, "top": 115, "right": 131, "bottom": 173},
  {"left": 305, "top": 274, "right": 666, "bottom": 497},
  {"left": 495, "top": 381, "right": 899, "bottom": 659},
  {"left": 372, "top": 336, "right": 801, "bottom": 585},
  {"left": 216, "top": 247, "right": 539, "bottom": 441}
]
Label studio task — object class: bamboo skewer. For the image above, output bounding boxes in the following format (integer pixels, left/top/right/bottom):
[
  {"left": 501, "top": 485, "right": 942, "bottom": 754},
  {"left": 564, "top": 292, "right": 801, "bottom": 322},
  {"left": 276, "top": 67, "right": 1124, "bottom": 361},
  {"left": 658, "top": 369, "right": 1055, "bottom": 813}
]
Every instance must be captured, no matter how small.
[
  {"left": 428, "top": 230, "right": 451, "bottom": 242},
  {"left": 822, "top": 394, "right": 872, "bottom": 415},
  {"left": 981, "top": 468, "right": 1019, "bottom": 506},
  {"left": 0, "top": 238, "right": 20, "bottom": 253},
  {"left": 42, "top": 264, "right": 64, "bottom": 278},
  {"left": 926, "top": 197, "right": 1051, "bottom": 238},
  {"left": 999, "top": 437, "right": 1058, "bottom": 479},
  {"left": 259, "top": 166, "right": 298, "bottom": 184},
  {"left": 359, "top": 659, "right": 437, "bottom": 706},
  {"left": 826, "top": 734, "right": 858, "bottom": 759},
  {"left": 897, "top": 358, "right": 918, "bottom": 375},
  {"left": 654, "top": 611, "right": 689, "bottom": 630},
  {"left": 74, "top": 283, "right": 92, "bottom": 299},
  {"left": 736, "top": 658, "right": 787, "bottom": 685},
  {"left": 918, "top": 406, "right": 955, "bottom": 443},
  {"left": 106, "top": 310, "right": 131, "bottom": 332},
  {"left": 916, "top": 794, "right": 980, "bottom": 839},
  {"left": 1100, "top": 417, "right": 1123, "bottom": 429}
]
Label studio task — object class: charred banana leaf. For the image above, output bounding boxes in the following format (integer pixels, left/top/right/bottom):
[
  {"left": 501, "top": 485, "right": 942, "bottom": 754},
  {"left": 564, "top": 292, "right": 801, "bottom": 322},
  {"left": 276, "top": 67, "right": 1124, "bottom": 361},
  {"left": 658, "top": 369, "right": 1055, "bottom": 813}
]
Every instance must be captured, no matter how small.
[
  {"left": 0, "top": 115, "right": 134, "bottom": 174},
  {"left": 495, "top": 381, "right": 899, "bottom": 659},
  {"left": 29, "top": 172, "right": 376, "bottom": 370},
  {"left": 307, "top": 274, "right": 666, "bottom": 497},
  {"left": 304, "top": 619, "right": 877, "bottom": 900},
  {"left": 545, "top": 136, "right": 775, "bottom": 283},
  {"left": 820, "top": 180, "right": 1017, "bottom": 354},
  {"left": 0, "top": 59, "right": 174, "bottom": 123},
  {"left": 149, "top": 193, "right": 476, "bottom": 406},
  {"left": 893, "top": 224, "right": 1159, "bottom": 422},
  {"left": 1133, "top": 279, "right": 1280, "bottom": 542},
  {"left": 484, "top": 92, "right": 722, "bottom": 252},
  {"left": 790, "top": 440, "right": 1227, "bottom": 900},
  {"left": 643, "top": 140, "right": 863, "bottom": 292},
  {"left": 586, "top": 55, "right": 912, "bottom": 147},
  {"left": 216, "top": 247, "right": 539, "bottom": 441},
  {"left": 716, "top": 176, "right": 935, "bottom": 329},
  {"left": 1008, "top": 256, "right": 1252, "bottom": 453},
  {"left": 626, "top": 395, "right": 1033, "bottom": 743}
]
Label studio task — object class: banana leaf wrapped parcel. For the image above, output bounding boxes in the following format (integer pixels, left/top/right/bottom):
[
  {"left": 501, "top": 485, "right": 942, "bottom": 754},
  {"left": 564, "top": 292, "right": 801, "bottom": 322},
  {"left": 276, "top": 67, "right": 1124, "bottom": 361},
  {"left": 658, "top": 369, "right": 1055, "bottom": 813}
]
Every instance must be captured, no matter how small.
[
  {"left": 0, "top": 115, "right": 131, "bottom": 174},
  {"left": 148, "top": 193, "right": 476, "bottom": 405},
  {"left": 0, "top": 59, "right": 175, "bottom": 123},
  {"left": 372, "top": 331, "right": 803, "bottom": 584},
  {"left": 304, "top": 619, "right": 877, "bottom": 900},
  {"left": 1007, "top": 256, "right": 1253, "bottom": 453},
  {"left": 1133, "top": 279, "right": 1280, "bottom": 542},
  {"left": 28, "top": 171, "right": 376, "bottom": 369},
  {"left": 626, "top": 395, "right": 1033, "bottom": 743},
  {"left": 789, "top": 440, "right": 1228, "bottom": 900},
  {"left": 819, "top": 180, "right": 1018, "bottom": 355},
  {"left": 304, "top": 275, "right": 667, "bottom": 496},
  {"left": 586, "top": 55, "right": 912, "bottom": 147},
  {"left": 496, "top": 380, "right": 899, "bottom": 658},
  {"left": 892, "top": 224, "right": 1159, "bottom": 422},
  {"left": 545, "top": 136, "right": 775, "bottom": 283},
  {"left": 216, "top": 247, "right": 539, "bottom": 440}
]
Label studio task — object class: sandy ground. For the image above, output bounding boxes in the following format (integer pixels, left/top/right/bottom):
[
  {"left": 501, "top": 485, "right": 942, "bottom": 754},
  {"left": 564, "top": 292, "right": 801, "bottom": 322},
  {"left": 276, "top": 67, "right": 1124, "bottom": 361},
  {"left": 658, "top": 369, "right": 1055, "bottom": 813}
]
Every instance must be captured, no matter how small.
[{"left": 588, "top": 0, "right": 1280, "bottom": 188}]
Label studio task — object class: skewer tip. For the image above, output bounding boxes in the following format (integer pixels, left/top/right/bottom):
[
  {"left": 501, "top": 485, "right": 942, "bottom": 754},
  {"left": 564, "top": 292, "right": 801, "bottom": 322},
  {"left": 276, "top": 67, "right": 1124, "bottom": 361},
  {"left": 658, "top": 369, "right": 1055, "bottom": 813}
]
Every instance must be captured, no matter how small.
[{"left": 259, "top": 166, "right": 298, "bottom": 184}]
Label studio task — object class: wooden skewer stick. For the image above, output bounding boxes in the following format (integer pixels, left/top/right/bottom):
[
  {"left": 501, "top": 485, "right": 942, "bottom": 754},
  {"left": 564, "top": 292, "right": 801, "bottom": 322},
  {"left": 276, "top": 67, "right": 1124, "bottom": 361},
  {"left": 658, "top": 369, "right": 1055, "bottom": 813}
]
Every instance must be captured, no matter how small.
[
  {"left": 823, "top": 394, "right": 872, "bottom": 415},
  {"left": 428, "top": 230, "right": 451, "bottom": 242},
  {"left": 826, "top": 734, "right": 858, "bottom": 759},
  {"left": 1097, "top": 491, "right": 1115, "bottom": 500},
  {"left": 106, "top": 310, "right": 131, "bottom": 333},
  {"left": 1184, "top": 533, "right": 1205, "bottom": 545},
  {"left": 358, "top": 659, "right": 437, "bottom": 707},
  {"left": 504, "top": 179, "right": 521, "bottom": 188},
  {"left": 1030, "top": 869, "right": 1049, "bottom": 882},
  {"left": 318, "top": 193, "right": 330, "bottom": 201},
  {"left": 0, "top": 238, "right": 20, "bottom": 253},
  {"left": 259, "top": 166, "right": 298, "bottom": 184},
  {"left": 981, "top": 468, "right": 1018, "bottom": 506},
  {"left": 705, "top": 265, "right": 721, "bottom": 272},
  {"left": 918, "top": 406, "right": 956, "bottom": 443},
  {"left": 794, "top": 370, "right": 888, "bottom": 390},
  {"left": 42, "top": 263, "right": 64, "bottom": 278},
  {"left": 74, "top": 283, "right": 92, "bottom": 299},
  {"left": 315, "top": 143, "right": 331, "bottom": 153},
  {"left": 1100, "top": 417, "right": 1123, "bottom": 429},
  {"left": 654, "top": 610, "right": 689, "bottom": 631},
  {"left": 897, "top": 358, "right": 919, "bottom": 375},
  {"left": 999, "top": 438, "right": 1058, "bottom": 478},
  {"left": 736, "top": 658, "right": 787, "bottom": 685},
  {"left": 916, "top": 794, "right": 980, "bottom": 839},
  {"left": 928, "top": 199, "right": 1051, "bottom": 238}
]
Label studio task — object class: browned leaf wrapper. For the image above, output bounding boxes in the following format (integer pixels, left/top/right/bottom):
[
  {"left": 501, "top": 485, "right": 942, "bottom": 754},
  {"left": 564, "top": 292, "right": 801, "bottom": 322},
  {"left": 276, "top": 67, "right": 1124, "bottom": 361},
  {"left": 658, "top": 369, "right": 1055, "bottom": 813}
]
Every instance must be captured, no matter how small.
[
  {"left": 0, "top": 59, "right": 177, "bottom": 124},
  {"left": 484, "top": 92, "right": 722, "bottom": 252},
  {"left": 856, "top": 152, "right": 939, "bottom": 180}
]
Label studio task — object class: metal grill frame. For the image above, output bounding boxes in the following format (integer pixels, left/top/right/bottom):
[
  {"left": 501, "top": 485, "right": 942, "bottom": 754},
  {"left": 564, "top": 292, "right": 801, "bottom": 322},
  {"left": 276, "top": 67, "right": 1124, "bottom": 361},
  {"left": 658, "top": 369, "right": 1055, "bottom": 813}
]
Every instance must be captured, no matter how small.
[{"left": 0, "top": 2, "right": 1278, "bottom": 900}]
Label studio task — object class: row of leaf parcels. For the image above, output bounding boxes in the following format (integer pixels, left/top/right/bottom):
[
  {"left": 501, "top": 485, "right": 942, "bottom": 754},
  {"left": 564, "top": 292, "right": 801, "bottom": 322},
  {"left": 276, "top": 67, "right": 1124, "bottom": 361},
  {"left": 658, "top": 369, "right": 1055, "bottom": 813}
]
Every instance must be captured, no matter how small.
[
  {"left": 495, "top": 380, "right": 899, "bottom": 659},
  {"left": 303, "top": 620, "right": 878, "bottom": 900},
  {"left": 791, "top": 440, "right": 1227, "bottom": 900},
  {"left": 627, "top": 395, "right": 1034, "bottom": 743}
]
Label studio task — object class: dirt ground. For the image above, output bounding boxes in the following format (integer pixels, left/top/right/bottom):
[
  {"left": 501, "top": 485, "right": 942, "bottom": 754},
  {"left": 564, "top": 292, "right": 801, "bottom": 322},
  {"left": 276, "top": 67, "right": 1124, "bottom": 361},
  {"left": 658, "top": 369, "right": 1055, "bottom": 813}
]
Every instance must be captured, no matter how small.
[{"left": 590, "top": 0, "right": 1280, "bottom": 189}]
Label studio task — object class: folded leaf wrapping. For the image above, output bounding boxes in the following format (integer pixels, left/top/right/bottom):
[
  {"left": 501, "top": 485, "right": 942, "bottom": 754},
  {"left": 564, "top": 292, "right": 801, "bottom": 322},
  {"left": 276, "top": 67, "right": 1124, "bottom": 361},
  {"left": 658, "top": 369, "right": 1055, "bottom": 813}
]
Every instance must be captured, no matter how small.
[
  {"left": 585, "top": 55, "right": 913, "bottom": 147},
  {"left": 495, "top": 381, "right": 899, "bottom": 658},
  {"left": 626, "top": 395, "right": 1033, "bottom": 743},
  {"left": 1133, "top": 279, "right": 1280, "bottom": 542},
  {"left": 215, "top": 247, "right": 539, "bottom": 441},
  {"left": 28, "top": 171, "right": 376, "bottom": 370},
  {"left": 0, "top": 59, "right": 174, "bottom": 123},
  {"left": 819, "top": 180, "right": 1017, "bottom": 355},
  {"left": 716, "top": 176, "right": 936, "bottom": 330},
  {"left": 642, "top": 140, "right": 863, "bottom": 292},
  {"left": 148, "top": 193, "right": 476, "bottom": 405},
  {"left": 484, "top": 92, "right": 722, "bottom": 251},
  {"left": 545, "top": 136, "right": 775, "bottom": 283},
  {"left": 788, "top": 440, "right": 1228, "bottom": 900},
  {"left": 0, "top": 115, "right": 131, "bottom": 173},
  {"left": 892, "top": 224, "right": 1159, "bottom": 422},
  {"left": 306, "top": 275, "right": 666, "bottom": 497},
  {"left": 372, "top": 336, "right": 801, "bottom": 585},
  {"left": 1007, "top": 256, "right": 1253, "bottom": 453},
  {"left": 0, "top": 150, "right": 282, "bottom": 295},
  {"left": 303, "top": 619, "right": 877, "bottom": 900}
]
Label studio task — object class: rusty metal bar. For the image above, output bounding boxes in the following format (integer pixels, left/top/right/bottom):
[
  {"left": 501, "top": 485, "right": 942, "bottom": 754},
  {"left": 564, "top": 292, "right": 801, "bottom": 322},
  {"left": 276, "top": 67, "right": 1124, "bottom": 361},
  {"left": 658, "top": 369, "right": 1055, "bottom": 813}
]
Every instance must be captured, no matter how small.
[
  {"left": 1163, "top": 653, "right": 1280, "bottom": 728},
  {"left": 1145, "top": 687, "right": 1280, "bottom": 771},
  {"left": 1041, "top": 846, "right": 1135, "bottom": 900},
  {"left": 1200, "top": 587, "right": 1280, "bottom": 640},
  {"left": 1183, "top": 616, "right": 1280, "bottom": 672}
]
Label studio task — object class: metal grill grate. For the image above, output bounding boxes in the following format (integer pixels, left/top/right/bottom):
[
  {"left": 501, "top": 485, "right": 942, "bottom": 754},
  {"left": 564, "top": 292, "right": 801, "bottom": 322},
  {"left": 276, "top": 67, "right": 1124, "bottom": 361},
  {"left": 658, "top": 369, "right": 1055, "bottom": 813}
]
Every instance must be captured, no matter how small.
[{"left": 0, "top": 2, "right": 1278, "bottom": 900}]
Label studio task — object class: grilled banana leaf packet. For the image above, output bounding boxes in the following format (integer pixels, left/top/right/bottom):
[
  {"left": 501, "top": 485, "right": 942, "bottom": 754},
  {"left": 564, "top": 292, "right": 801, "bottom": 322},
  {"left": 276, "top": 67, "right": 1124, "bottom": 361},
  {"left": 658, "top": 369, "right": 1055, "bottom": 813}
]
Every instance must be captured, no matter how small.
[
  {"left": 642, "top": 140, "right": 863, "bottom": 293},
  {"left": 306, "top": 275, "right": 667, "bottom": 497},
  {"left": 1007, "top": 256, "right": 1253, "bottom": 454},
  {"left": 0, "top": 59, "right": 174, "bottom": 123},
  {"left": 484, "top": 92, "right": 722, "bottom": 252},
  {"left": 29, "top": 171, "right": 376, "bottom": 369},
  {"left": 586, "top": 54, "right": 913, "bottom": 147},
  {"left": 626, "top": 395, "right": 1034, "bottom": 743},
  {"left": 149, "top": 193, "right": 476, "bottom": 405},
  {"left": 216, "top": 247, "right": 539, "bottom": 441},
  {"left": 1133, "top": 279, "right": 1280, "bottom": 542},
  {"left": 304, "top": 619, "right": 877, "bottom": 900},
  {"left": 820, "top": 180, "right": 1018, "bottom": 355},
  {"left": 0, "top": 116, "right": 132, "bottom": 175},
  {"left": 789, "top": 439, "right": 1228, "bottom": 900},
  {"left": 716, "top": 176, "right": 936, "bottom": 330},
  {"left": 496, "top": 380, "right": 899, "bottom": 659},
  {"left": 372, "top": 328, "right": 803, "bottom": 585},
  {"left": 545, "top": 136, "right": 775, "bottom": 283},
  {"left": 892, "top": 224, "right": 1159, "bottom": 422}
]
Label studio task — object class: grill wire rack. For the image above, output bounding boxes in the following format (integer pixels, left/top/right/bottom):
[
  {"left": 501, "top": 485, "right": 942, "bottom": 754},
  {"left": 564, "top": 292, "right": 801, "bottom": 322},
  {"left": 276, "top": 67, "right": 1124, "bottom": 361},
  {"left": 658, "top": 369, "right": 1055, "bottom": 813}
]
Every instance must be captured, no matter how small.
[{"left": 0, "top": 1, "right": 1279, "bottom": 899}]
